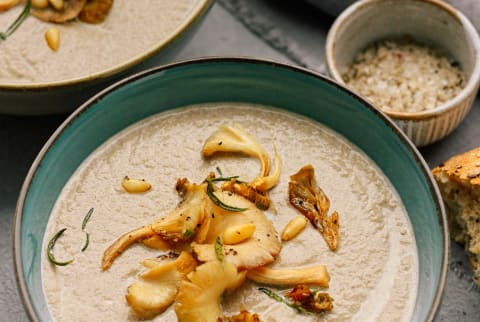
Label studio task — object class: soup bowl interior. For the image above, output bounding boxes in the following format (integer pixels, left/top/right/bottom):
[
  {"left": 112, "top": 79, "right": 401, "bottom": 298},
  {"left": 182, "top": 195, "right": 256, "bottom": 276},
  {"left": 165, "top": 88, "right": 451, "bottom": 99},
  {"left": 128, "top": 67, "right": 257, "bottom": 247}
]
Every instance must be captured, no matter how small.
[{"left": 14, "top": 58, "right": 447, "bottom": 321}]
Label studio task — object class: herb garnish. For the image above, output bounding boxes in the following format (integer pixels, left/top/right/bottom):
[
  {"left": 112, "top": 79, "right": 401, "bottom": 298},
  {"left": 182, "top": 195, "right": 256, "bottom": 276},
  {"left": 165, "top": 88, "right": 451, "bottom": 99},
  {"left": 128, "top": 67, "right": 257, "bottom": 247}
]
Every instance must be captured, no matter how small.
[
  {"left": 81, "top": 208, "right": 94, "bottom": 252},
  {"left": 205, "top": 176, "right": 247, "bottom": 212},
  {"left": 47, "top": 228, "right": 74, "bottom": 266},
  {"left": 0, "top": 0, "right": 31, "bottom": 42},
  {"left": 215, "top": 236, "right": 224, "bottom": 265},
  {"left": 183, "top": 229, "right": 195, "bottom": 238},
  {"left": 258, "top": 287, "right": 306, "bottom": 313}
]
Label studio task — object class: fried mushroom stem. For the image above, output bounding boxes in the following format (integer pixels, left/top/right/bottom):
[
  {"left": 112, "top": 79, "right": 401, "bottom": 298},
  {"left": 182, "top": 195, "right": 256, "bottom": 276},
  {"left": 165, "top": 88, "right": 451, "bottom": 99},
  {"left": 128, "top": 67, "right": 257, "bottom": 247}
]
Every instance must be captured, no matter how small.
[
  {"left": 247, "top": 265, "right": 329, "bottom": 287},
  {"left": 101, "top": 181, "right": 206, "bottom": 270}
]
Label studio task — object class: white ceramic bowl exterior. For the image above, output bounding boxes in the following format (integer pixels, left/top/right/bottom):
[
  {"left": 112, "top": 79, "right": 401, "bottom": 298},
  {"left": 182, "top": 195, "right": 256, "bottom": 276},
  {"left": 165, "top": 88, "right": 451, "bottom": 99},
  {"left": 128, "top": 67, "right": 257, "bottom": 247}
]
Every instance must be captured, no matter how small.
[{"left": 325, "top": 0, "right": 480, "bottom": 147}]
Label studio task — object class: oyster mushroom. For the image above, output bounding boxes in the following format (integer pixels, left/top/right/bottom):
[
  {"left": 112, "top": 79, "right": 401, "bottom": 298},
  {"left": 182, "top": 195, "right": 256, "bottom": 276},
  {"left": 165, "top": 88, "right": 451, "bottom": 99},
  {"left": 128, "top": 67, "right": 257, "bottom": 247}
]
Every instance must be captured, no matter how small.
[
  {"left": 126, "top": 251, "right": 197, "bottom": 319},
  {"left": 202, "top": 124, "right": 271, "bottom": 178},
  {"left": 247, "top": 265, "right": 330, "bottom": 287},
  {"left": 202, "top": 125, "right": 281, "bottom": 209},
  {"left": 102, "top": 181, "right": 206, "bottom": 270},
  {"left": 289, "top": 165, "right": 339, "bottom": 251},
  {"left": 175, "top": 260, "right": 247, "bottom": 322},
  {"left": 191, "top": 190, "right": 281, "bottom": 269},
  {"left": 31, "top": 0, "right": 87, "bottom": 23}
]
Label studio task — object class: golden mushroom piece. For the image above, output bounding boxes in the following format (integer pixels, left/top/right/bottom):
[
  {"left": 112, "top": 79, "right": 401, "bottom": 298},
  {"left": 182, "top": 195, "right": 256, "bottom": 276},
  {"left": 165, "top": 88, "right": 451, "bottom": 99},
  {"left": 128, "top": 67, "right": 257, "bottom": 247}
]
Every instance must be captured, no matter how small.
[
  {"left": 202, "top": 124, "right": 271, "bottom": 178},
  {"left": 247, "top": 265, "right": 330, "bottom": 287},
  {"left": 175, "top": 260, "right": 247, "bottom": 322},
  {"left": 202, "top": 124, "right": 281, "bottom": 210},
  {"left": 126, "top": 251, "right": 197, "bottom": 319},
  {"left": 0, "top": 0, "right": 19, "bottom": 12},
  {"left": 289, "top": 165, "right": 340, "bottom": 251},
  {"left": 191, "top": 190, "right": 282, "bottom": 270},
  {"left": 101, "top": 181, "right": 207, "bottom": 270}
]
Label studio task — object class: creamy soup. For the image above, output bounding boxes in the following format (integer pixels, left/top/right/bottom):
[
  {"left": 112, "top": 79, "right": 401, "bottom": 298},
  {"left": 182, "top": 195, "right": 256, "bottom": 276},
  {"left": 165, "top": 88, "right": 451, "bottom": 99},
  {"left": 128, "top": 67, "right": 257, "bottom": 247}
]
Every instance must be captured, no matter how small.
[
  {"left": 0, "top": 0, "right": 203, "bottom": 84},
  {"left": 42, "top": 104, "right": 418, "bottom": 321}
]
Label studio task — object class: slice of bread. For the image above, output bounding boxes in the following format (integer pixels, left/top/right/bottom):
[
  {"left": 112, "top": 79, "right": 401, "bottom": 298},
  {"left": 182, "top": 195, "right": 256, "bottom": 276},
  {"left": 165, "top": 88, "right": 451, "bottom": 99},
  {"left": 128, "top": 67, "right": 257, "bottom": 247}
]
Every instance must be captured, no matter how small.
[{"left": 432, "top": 147, "right": 480, "bottom": 286}]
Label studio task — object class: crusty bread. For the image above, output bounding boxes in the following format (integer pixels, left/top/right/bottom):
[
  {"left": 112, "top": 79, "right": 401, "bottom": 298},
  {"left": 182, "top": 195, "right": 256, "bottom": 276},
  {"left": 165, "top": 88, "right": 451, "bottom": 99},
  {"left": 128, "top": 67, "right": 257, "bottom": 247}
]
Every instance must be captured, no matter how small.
[{"left": 432, "top": 147, "right": 480, "bottom": 286}]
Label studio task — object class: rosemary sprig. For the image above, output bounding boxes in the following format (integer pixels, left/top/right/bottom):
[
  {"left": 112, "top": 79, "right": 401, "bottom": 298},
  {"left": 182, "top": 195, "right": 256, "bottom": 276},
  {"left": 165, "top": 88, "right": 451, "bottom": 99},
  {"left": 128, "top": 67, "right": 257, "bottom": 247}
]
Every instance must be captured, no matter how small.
[
  {"left": 205, "top": 176, "right": 247, "bottom": 212},
  {"left": 47, "top": 228, "right": 74, "bottom": 266},
  {"left": 258, "top": 287, "right": 306, "bottom": 313},
  {"left": 0, "top": 0, "right": 31, "bottom": 42},
  {"left": 215, "top": 236, "right": 224, "bottom": 265},
  {"left": 81, "top": 208, "right": 94, "bottom": 252},
  {"left": 81, "top": 207, "right": 94, "bottom": 230}
]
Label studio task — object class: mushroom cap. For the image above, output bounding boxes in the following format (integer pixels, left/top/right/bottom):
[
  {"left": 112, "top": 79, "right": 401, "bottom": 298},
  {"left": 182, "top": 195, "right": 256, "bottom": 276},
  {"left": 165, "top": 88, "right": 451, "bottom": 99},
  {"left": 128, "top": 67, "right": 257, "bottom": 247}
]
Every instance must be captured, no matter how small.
[
  {"left": 192, "top": 191, "right": 281, "bottom": 269},
  {"left": 175, "top": 260, "right": 246, "bottom": 322}
]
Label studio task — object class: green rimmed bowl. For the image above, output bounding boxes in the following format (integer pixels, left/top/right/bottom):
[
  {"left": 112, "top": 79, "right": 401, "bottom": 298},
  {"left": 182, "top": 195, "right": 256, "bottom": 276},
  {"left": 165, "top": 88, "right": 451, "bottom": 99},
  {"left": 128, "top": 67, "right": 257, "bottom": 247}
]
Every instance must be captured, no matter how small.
[{"left": 14, "top": 58, "right": 448, "bottom": 321}]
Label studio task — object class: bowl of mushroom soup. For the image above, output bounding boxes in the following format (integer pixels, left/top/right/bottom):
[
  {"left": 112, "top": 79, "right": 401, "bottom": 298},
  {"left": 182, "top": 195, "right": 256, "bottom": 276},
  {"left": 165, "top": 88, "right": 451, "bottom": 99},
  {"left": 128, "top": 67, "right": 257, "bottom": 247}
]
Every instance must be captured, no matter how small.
[
  {"left": 14, "top": 58, "right": 447, "bottom": 321},
  {"left": 0, "top": 0, "right": 213, "bottom": 115}
]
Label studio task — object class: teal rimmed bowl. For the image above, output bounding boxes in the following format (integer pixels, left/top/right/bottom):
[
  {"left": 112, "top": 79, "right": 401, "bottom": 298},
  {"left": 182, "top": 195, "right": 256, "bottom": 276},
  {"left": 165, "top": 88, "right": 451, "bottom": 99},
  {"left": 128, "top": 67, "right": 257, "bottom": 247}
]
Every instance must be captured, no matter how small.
[{"left": 14, "top": 58, "right": 448, "bottom": 321}]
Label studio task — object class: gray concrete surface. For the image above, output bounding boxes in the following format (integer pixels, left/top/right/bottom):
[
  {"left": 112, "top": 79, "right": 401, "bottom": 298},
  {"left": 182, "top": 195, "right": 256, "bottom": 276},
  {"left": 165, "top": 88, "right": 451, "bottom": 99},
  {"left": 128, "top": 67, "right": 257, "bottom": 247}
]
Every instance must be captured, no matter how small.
[{"left": 1, "top": 1, "right": 479, "bottom": 321}]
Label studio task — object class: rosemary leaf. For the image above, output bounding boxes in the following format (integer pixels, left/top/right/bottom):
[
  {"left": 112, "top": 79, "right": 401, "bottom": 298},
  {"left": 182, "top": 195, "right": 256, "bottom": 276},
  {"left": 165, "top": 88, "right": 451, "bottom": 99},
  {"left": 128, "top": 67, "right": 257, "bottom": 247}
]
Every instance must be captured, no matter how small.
[
  {"left": 47, "top": 228, "right": 74, "bottom": 266},
  {"left": 81, "top": 232, "right": 90, "bottom": 252},
  {"left": 216, "top": 166, "right": 223, "bottom": 177},
  {"left": 81, "top": 208, "right": 94, "bottom": 252},
  {"left": 258, "top": 287, "right": 306, "bottom": 313},
  {"left": 206, "top": 178, "right": 247, "bottom": 212},
  {"left": 215, "top": 236, "right": 224, "bottom": 264},
  {"left": 208, "top": 175, "right": 239, "bottom": 182},
  {"left": 0, "top": 0, "right": 31, "bottom": 42},
  {"left": 82, "top": 207, "right": 94, "bottom": 230}
]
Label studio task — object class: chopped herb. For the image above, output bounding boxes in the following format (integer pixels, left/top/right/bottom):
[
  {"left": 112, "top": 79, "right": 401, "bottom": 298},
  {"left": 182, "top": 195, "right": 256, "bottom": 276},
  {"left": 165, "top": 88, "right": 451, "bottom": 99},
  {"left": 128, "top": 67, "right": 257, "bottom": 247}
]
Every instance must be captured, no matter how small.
[
  {"left": 183, "top": 229, "right": 195, "bottom": 238},
  {"left": 215, "top": 236, "right": 224, "bottom": 264},
  {"left": 82, "top": 207, "right": 94, "bottom": 230},
  {"left": 81, "top": 233, "right": 90, "bottom": 252},
  {"left": 0, "top": 0, "right": 31, "bottom": 42},
  {"left": 81, "top": 208, "right": 94, "bottom": 252},
  {"left": 206, "top": 177, "right": 247, "bottom": 212},
  {"left": 208, "top": 175, "right": 240, "bottom": 182},
  {"left": 47, "top": 228, "right": 74, "bottom": 266},
  {"left": 258, "top": 287, "right": 306, "bottom": 313},
  {"left": 216, "top": 166, "right": 223, "bottom": 177}
]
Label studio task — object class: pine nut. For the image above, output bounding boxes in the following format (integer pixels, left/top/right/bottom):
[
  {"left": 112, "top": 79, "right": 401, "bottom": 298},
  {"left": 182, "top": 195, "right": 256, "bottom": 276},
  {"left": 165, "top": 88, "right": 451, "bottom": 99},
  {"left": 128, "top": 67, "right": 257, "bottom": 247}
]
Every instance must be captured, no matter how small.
[
  {"left": 32, "top": 0, "right": 49, "bottom": 9},
  {"left": 45, "top": 27, "right": 60, "bottom": 51},
  {"left": 48, "top": 0, "right": 64, "bottom": 10},
  {"left": 122, "top": 176, "right": 152, "bottom": 193},
  {"left": 222, "top": 224, "right": 256, "bottom": 245},
  {"left": 281, "top": 216, "right": 308, "bottom": 241}
]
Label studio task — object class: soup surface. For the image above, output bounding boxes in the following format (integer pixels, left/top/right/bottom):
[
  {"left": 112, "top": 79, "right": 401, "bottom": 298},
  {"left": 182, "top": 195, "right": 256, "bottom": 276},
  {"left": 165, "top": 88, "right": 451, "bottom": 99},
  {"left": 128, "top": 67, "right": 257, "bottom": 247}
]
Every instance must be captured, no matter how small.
[
  {"left": 42, "top": 104, "right": 418, "bottom": 321},
  {"left": 0, "top": 0, "right": 202, "bottom": 84}
]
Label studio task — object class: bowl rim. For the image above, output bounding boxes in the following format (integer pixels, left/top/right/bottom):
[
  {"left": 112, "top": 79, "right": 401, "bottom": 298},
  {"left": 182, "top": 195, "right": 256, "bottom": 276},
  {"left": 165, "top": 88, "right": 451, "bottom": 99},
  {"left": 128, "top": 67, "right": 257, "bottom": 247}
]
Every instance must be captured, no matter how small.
[
  {"left": 0, "top": 0, "right": 214, "bottom": 91},
  {"left": 13, "top": 56, "right": 449, "bottom": 322},
  {"left": 325, "top": 0, "right": 480, "bottom": 120}
]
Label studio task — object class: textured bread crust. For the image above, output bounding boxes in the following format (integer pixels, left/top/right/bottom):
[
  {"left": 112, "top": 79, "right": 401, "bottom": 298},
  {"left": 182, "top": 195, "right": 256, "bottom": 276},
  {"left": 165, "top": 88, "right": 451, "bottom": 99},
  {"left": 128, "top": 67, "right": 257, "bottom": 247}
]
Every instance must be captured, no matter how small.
[{"left": 432, "top": 147, "right": 480, "bottom": 285}]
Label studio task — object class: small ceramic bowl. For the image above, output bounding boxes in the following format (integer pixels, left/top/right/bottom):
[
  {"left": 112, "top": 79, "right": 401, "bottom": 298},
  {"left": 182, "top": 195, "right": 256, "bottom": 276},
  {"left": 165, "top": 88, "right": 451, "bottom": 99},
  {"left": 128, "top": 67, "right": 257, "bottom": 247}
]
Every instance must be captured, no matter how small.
[
  {"left": 325, "top": 0, "right": 480, "bottom": 147},
  {"left": 0, "top": 0, "right": 213, "bottom": 115},
  {"left": 14, "top": 58, "right": 447, "bottom": 321}
]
